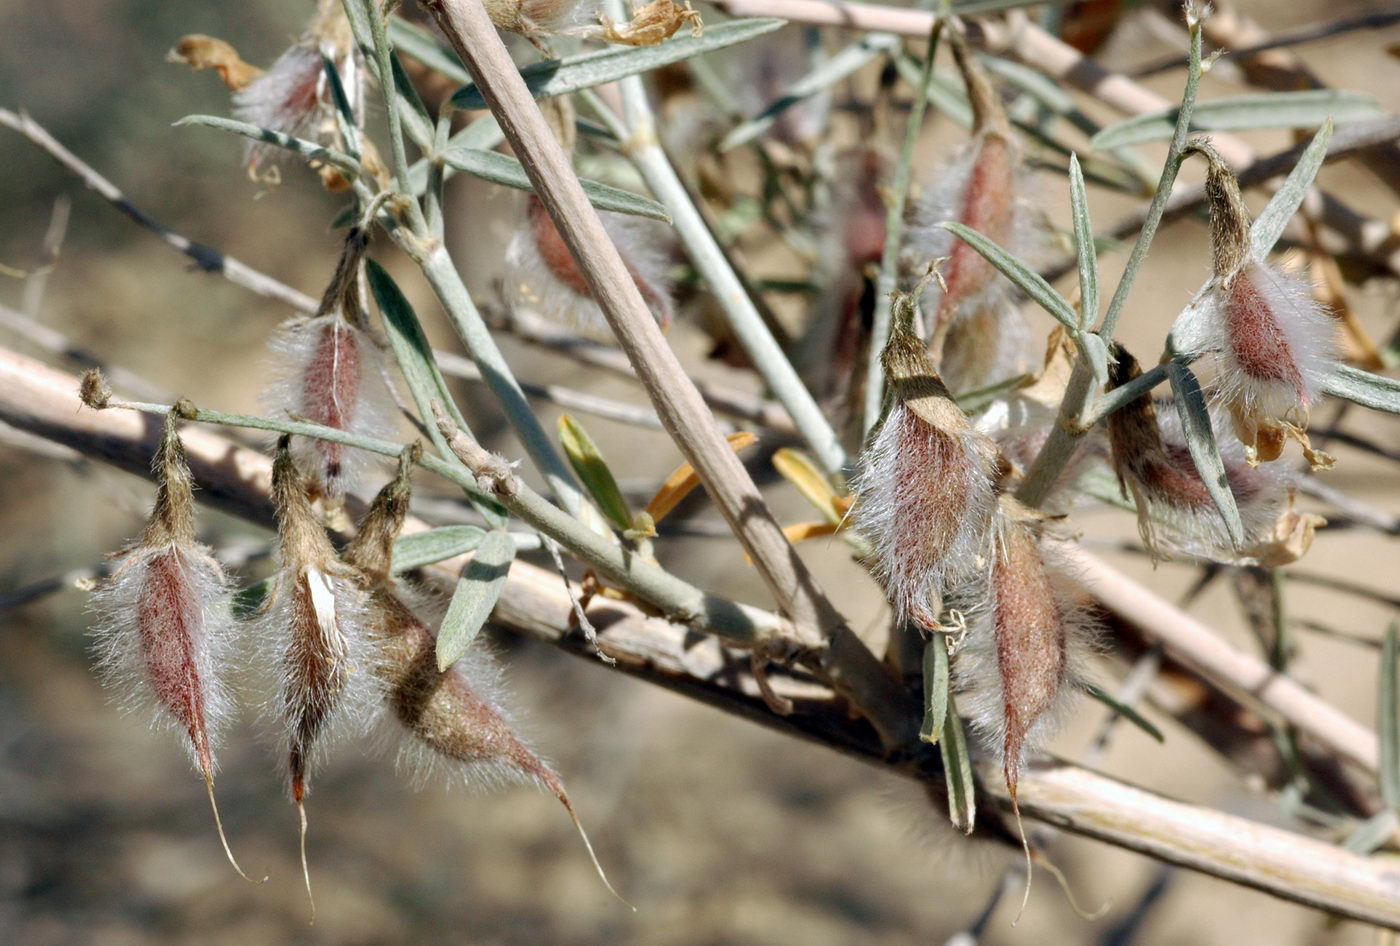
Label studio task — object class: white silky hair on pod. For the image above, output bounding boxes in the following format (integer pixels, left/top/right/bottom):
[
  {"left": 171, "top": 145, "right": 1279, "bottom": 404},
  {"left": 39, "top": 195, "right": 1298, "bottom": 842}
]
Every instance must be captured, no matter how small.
[
  {"left": 248, "top": 564, "right": 384, "bottom": 790},
  {"left": 89, "top": 541, "right": 236, "bottom": 774},
  {"left": 851, "top": 401, "right": 998, "bottom": 631},
  {"left": 262, "top": 315, "right": 398, "bottom": 498},
  {"left": 950, "top": 524, "right": 1098, "bottom": 787},
  {"left": 504, "top": 198, "right": 674, "bottom": 341}
]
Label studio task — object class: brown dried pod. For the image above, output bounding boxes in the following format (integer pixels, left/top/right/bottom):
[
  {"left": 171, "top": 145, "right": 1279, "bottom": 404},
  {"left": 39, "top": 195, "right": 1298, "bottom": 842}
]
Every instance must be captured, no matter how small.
[
  {"left": 89, "top": 414, "right": 261, "bottom": 882},
  {"left": 1106, "top": 348, "right": 1322, "bottom": 564},
  {"left": 1174, "top": 141, "right": 1338, "bottom": 469},
  {"left": 851, "top": 315, "right": 1000, "bottom": 630},
  {"left": 342, "top": 449, "right": 631, "bottom": 907}
]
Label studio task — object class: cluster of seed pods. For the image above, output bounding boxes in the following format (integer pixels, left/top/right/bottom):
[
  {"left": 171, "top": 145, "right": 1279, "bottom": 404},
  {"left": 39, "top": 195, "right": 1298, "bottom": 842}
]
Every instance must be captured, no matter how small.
[
  {"left": 88, "top": 431, "right": 617, "bottom": 914},
  {"left": 852, "top": 315, "right": 1091, "bottom": 830}
]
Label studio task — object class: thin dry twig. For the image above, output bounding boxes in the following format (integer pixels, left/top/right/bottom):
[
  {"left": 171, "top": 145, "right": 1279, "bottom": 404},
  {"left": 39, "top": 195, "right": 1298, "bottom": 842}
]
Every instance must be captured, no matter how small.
[
  {"left": 1055, "top": 540, "right": 1380, "bottom": 775},
  {"left": 0, "top": 108, "right": 319, "bottom": 314}
]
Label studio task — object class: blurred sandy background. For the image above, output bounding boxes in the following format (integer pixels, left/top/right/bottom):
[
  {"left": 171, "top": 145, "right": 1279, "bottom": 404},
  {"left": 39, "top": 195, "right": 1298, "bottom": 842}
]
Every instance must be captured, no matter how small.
[{"left": 2, "top": 0, "right": 1400, "bottom": 943}]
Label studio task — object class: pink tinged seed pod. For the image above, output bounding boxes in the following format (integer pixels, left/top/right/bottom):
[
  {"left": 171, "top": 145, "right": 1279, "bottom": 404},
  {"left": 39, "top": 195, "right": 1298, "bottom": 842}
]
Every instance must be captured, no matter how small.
[
  {"left": 1178, "top": 141, "right": 1339, "bottom": 469},
  {"left": 232, "top": 0, "right": 356, "bottom": 179},
  {"left": 806, "top": 148, "right": 889, "bottom": 416},
  {"left": 903, "top": 30, "right": 1043, "bottom": 392},
  {"left": 852, "top": 326, "right": 999, "bottom": 630},
  {"left": 506, "top": 196, "right": 674, "bottom": 338},
  {"left": 266, "top": 232, "right": 396, "bottom": 501},
  {"left": 952, "top": 508, "right": 1092, "bottom": 805},
  {"left": 89, "top": 416, "right": 261, "bottom": 882},
  {"left": 264, "top": 436, "right": 378, "bottom": 917},
  {"left": 267, "top": 313, "right": 395, "bottom": 500}
]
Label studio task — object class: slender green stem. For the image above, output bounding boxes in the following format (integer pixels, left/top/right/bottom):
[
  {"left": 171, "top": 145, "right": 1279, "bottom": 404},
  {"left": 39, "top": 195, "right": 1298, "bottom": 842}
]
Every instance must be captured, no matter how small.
[
  {"left": 1016, "top": 16, "right": 1204, "bottom": 508},
  {"left": 1097, "top": 18, "right": 1204, "bottom": 342},
  {"left": 360, "top": 0, "right": 413, "bottom": 195},
  {"left": 862, "top": 14, "right": 945, "bottom": 436},
  {"left": 103, "top": 394, "right": 790, "bottom": 649},
  {"left": 414, "top": 243, "right": 587, "bottom": 515},
  {"left": 1081, "top": 361, "right": 1169, "bottom": 427}
]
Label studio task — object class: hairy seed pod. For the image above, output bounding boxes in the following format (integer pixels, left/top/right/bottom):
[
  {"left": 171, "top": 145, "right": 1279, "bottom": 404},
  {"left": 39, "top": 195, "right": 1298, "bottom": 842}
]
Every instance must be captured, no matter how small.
[
  {"left": 265, "top": 231, "right": 396, "bottom": 501},
  {"left": 506, "top": 195, "right": 674, "bottom": 338},
  {"left": 852, "top": 321, "right": 1000, "bottom": 630},
  {"left": 903, "top": 28, "right": 1043, "bottom": 393},
  {"left": 262, "top": 437, "right": 376, "bottom": 805},
  {"left": 1176, "top": 141, "right": 1338, "bottom": 469},
  {"left": 232, "top": 0, "right": 356, "bottom": 176},
  {"left": 89, "top": 415, "right": 260, "bottom": 881},
  {"left": 953, "top": 508, "right": 1093, "bottom": 803},
  {"left": 1106, "top": 349, "right": 1322, "bottom": 564},
  {"left": 341, "top": 447, "right": 630, "bottom": 906}
]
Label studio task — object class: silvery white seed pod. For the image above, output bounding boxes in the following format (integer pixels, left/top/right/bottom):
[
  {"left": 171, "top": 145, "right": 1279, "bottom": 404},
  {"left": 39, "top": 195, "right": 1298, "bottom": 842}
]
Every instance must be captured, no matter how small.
[
  {"left": 505, "top": 195, "right": 674, "bottom": 339},
  {"left": 264, "top": 232, "right": 396, "bottom": 501},
  {"left": 851, "top": 321, "right": 1000, "bottom": 631},
  {"left": 1106, "top": 349, "right": 1323, "bottom": 565},
  {"left": 90, "top": 414, "right": 260, "bottom": 881},
  {"left": 902, "top": 28, "right": 1043, "bottom": 393},
  {"left": 1174, "top": 141, "right": 1339, "bottom": 469},
  {"left": 233, "top": 0, "right": 358, "bottom": 181},
  {"left": 952, "top": 505, "right": 1094, "bottom": 806}
]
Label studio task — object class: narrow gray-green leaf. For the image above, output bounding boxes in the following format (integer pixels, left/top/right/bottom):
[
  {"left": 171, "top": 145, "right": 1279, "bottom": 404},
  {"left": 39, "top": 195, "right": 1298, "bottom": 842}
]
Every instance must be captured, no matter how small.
[
  {"left": 1091, "top": 89, "right": 1382, "bottom": 150},
  {"left": 1167, "top": 362, "right": 1245, "bottom": 547},
  {"left": 940, "top": 692, "right": 977, "bottom": 835},
  {"left": 721, "top": 34, "right": 897, "bottom": 151},
  {"left": 895, "top": 57, "right": 973, "bottom": 128},
  {"left": 1251, "top": 121, "right": 1334, "bottom": 260},
  {"left": 392, "top": 526, "right": 487, "bottom": 574},
  {"left": 174, "top": 114, "right": 359, "bottom": 175},
  {"left": 939, "top": 222, "right": 1079, "bottom": 332},
  {"left": 440, "top": 147, "right": 670, "bottom": 221},
  {"left": 558, "top": 414, "right": 633, "bottom": 532},
  {"left": 366, "top": 259, "right": 507, "bottom": 526},
  {"left": 451, "top": 19, "right": 785, "bottom": 110},
  {"left": 437, "top": 529, "right": 516, "bottom": 671},
  {"left": 1324, "top": 364, "right": 1400, "bottom": 415},
  {"left": 919, "top": 635, "right": 951, "bottom": 745},
  {"left": 1084, "top": 682, "right": 1165, "bottom": 743},
  {"left": 1068, "top": 153, "right": 1099, "bottom": 329},
  {"left": 389, "top": 16, "right": 470, "bottom": 84},
  {"left": 1381, "top": 621, "right": 1400, "bottom": 811}
]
